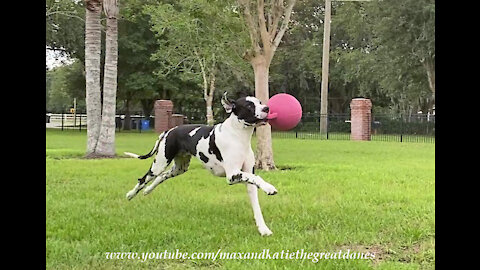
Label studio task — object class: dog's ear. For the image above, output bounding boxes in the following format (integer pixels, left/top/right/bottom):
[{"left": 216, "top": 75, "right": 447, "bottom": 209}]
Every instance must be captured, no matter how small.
[{"left": 221, "top": 92, "right": 235, "bottom": 113}]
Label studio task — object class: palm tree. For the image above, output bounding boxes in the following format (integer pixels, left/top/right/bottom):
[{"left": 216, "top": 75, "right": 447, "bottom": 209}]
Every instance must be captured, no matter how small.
[
  {"left": 95, "top": 0, "right": 119, "bottom": 156},
  {"left": 84, "top": 0, "right": 102, "bottom": 157}
]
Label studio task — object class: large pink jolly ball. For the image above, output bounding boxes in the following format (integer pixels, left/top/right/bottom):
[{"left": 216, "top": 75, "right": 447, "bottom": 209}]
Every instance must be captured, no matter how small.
[{"left": 266, "top": 93, "right": 302, "bottom": 131}]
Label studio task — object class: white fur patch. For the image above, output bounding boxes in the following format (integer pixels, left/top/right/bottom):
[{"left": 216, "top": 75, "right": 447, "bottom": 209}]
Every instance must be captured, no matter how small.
[
  {"left": 189, "top": 127, "right": 201, "bottom": 137},
  {"left": 124, "top": 152, "right": 140, "bottom": 158}
]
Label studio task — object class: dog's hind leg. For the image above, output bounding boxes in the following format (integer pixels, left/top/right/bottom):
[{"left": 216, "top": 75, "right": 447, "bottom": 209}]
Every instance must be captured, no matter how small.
[
  {"left": 126, "top": 139, "right": 171, "bottom": 200},
  {"left": 143, "top": 154, "right": 191, "bottom": 196},
  {"left": 126, "top": 169, "right": 159, "bottom": 200}
]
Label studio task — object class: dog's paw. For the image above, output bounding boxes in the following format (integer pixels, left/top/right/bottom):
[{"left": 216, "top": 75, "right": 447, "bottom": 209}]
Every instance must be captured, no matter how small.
[
  {"left": 143, "top": 187, "right": 152, "bottom": 196},
  {"left": 261, "top": 183, "right": 278, "bottom": 195},
  {"left": 258, "top": 226, "right": 273, "bottom": 236},
  {"left": 126, "top": 190, "right": 136, "bottom": 200}
]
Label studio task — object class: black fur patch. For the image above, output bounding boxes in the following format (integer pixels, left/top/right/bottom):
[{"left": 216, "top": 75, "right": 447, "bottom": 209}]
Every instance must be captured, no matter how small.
[
  {"left": 137, "top": 169, "right": 153, "bottom": 185},
  {"left": 199, "top": 152, "right": 209, "bottom": 163},
  {"left": 230, "top": 173, "right": 243, "bottom": 184},
  {"left": 163, "top": 125, "right": 214, "bottom": 163},
  {"left": 208, "top": 129, "right": 223, "bottom": 162}
]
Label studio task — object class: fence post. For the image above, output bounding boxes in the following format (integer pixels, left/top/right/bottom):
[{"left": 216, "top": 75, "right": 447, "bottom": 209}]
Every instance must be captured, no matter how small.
[
  {"left": 400, "top": 114, "right": 404, "bottom": 142},
  {"left": 61, "top": 112, "right": 64, "bottom": 131},
  {"left": 79, "top": 113, "right": 82, "bottom": 132}
]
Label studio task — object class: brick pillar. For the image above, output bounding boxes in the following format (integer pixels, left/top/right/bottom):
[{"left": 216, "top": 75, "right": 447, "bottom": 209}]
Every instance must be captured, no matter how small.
[
  {"left": 154, "top": 100, "right": 173, "bottom": 134},
  {"left": 170, "top": 114, "right": 185, "bottom": 128},
  {"left": 350, "top": 98, "right": 372, "bottom": 141}
]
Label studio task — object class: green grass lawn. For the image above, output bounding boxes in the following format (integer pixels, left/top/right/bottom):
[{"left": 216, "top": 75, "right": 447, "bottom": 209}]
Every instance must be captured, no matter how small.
[{"left": 46, "top": 129, "right": 435, "bottom": 269}]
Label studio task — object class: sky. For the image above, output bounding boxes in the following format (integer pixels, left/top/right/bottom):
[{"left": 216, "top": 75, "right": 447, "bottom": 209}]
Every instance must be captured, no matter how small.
[{"left": 46, "top": 47, "right": 74, "bottom": 70}]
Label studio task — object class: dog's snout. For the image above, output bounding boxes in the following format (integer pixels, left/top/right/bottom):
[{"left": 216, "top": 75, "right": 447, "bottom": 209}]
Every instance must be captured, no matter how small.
[{"left": 262, "top": 106, "right": 269, "bottom": 113}]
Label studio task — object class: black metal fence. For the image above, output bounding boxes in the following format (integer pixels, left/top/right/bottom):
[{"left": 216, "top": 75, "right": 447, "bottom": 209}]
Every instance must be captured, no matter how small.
[
  {"left": 272, "top": 113, "right": 435, "bottom": 143},
  {"left": 46, "top": 112, "right": 435, "bottom": 143}
]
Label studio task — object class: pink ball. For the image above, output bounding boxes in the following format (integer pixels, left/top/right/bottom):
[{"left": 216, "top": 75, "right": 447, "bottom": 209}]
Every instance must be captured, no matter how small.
[{"left": 266, "top": 93, "right": 302, "bottom": 131}]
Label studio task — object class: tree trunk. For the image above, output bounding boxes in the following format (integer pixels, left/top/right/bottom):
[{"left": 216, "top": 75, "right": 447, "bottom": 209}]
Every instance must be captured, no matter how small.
[
  {"left": 140, "top": 99, "right": 154, "bottom": 118},
  {"left": 206, "top": 71, "right": 216, "bottom": 126},
  {"left": 206, "top": 96, "right": 214, "bottom": 126},
  {"left": 197, "top": 51, "right": 216, "bottom": 126},
  {"left": 84, "top": 0, "right": 103, "bottom": 157},
  {"left": 423, "top": 58, "right": 435, "bottom": 94},
  {"left": 252, "top": 57, "right": 275, "bottom": 171},
  {"left": 95, "top": 0, "right": 118, "bottom": 157}
]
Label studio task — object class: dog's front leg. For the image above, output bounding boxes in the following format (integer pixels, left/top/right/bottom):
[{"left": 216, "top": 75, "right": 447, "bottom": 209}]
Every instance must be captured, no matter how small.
[
  {"left": 226, "top": 170, "right": 277, "bottom": 195},
  {"left": 242, "top": 154, "right": 274, "bottom": 236},
  {"left": 246, "top": 183, "right": 273, "bottom": 236}
]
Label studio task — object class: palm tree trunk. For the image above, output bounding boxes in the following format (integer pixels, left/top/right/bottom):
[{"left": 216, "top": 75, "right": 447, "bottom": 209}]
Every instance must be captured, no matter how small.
[
  {"left": 84, "top": 0, "right": 103, "bottom": 157},
  {"left": 95, "top": 0, "right": 118, "bottom": 157}
]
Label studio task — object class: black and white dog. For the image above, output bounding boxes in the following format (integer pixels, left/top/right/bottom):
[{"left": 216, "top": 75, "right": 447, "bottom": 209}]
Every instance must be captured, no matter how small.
[{"left": 125, "top": 93, "right": 277, "bottom": 236}]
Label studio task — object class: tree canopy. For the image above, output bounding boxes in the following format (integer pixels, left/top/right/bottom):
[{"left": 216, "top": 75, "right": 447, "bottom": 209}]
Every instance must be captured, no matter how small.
[{"left": 46, "top": 0, "right": 435, "bottom": 119}]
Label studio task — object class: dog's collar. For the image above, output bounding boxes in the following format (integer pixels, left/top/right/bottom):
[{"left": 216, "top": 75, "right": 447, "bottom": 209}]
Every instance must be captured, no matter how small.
[
  {"left": 237, "top": 118, "right": 269, "bottom": 128},
  {"left": 238, "top": 118, "right": 255, "bottom": 128}
]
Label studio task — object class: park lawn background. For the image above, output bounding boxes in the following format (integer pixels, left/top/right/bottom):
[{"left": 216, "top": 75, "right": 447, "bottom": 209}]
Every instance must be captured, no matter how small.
[{"left": 46, "top": 129, "right": 435, "bottom": 269}]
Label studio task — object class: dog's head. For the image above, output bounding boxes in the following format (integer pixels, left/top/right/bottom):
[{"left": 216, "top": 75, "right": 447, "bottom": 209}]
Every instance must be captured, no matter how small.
[{"left": 222, "top": 92, "right": 269, "bottom": 127}]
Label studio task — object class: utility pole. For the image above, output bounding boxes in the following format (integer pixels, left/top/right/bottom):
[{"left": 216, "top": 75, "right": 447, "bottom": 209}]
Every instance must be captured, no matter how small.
[
  {"left": 319, "top": 0, "right": 374, "bottom": 135},
  {"left": 320, "top": 0, "right": 331, "bottom": 135}
]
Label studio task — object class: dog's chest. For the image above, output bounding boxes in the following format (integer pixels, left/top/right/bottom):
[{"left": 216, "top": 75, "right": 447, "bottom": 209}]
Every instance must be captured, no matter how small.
[
  {"left": 195, "top": 142, "right": 226, "bottom": 176},
  {"left": 194, "top": 130, "right": 226, "bottom": 177},
  {"left": 203, "top": 160, "right": 226, "bottom": 177}
]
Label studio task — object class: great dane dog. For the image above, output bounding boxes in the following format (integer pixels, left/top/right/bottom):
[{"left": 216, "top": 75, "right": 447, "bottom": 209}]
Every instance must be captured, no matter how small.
[{"left": 125, "top": 93, "right": 278, "bottom": 236}]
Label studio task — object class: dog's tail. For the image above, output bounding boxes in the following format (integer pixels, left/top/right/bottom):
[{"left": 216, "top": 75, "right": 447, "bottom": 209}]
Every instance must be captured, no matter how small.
[{"left": 124, "top": 132, "right": 165, "bottom": 159}]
